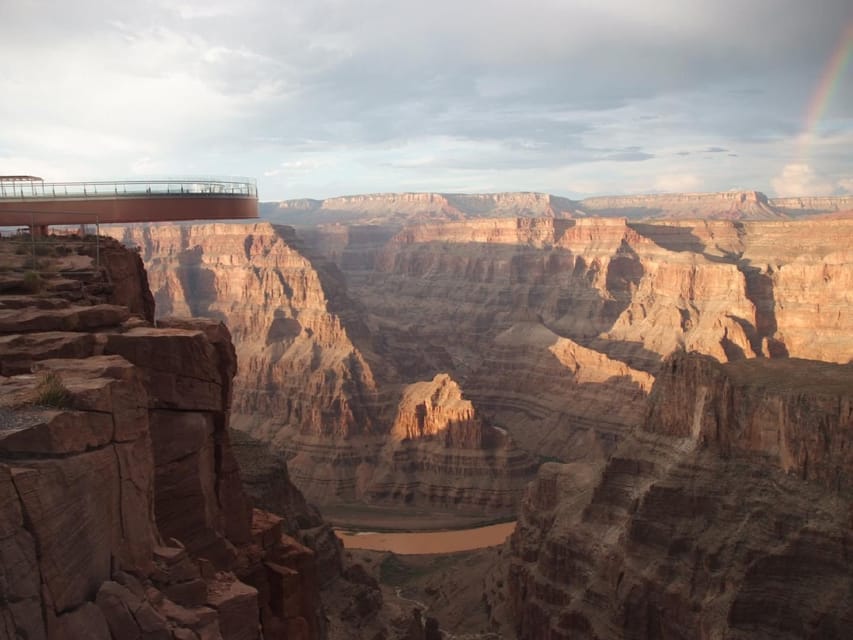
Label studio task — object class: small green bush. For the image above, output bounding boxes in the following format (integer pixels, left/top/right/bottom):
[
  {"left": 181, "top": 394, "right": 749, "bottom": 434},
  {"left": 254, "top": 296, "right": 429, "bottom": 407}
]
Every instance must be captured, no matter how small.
[
  {"left": 33, "top": 372, "right": 73, "bottom": 408},
  {"left": 22, "top": 271, "right": 42, "bottom": 293}
]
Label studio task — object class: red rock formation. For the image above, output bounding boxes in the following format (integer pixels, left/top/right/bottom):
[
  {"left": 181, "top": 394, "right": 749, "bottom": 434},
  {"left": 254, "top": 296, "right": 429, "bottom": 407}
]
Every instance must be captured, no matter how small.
[
  {"left": 104, "top": 214, "right": 853, "bottom": 515},
  {"left": 0, "top": 237, "right": 348, "bottom": 640},
  {"left": 362, "top": 374, "right": 537, "bottom": 511},
  {"left": 106, "top": 223, "right": 381, "bottom": 443},
  {"left": 390, "top": 374, "right": 484, "bottom": 447},
  {"left": 104, "top": 222, "right": 539, "bottom": 515},
  {"left": 492, "top": 351, "right": 853, "bottom": 639}
]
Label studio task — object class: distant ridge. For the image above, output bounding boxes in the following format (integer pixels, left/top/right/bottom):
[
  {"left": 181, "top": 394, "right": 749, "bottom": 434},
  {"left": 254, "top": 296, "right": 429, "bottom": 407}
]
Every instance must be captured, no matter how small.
[
  {"left": 261, "top": 190, "right": 852, "bottom": 225},
  {"left": 578, "top": 190, "right": 784, "bottom": 220},
  {"left": 261, "top": 191, "right": 580, "bottom": 224},
  {"left": 770, "top": 195, "right": 853, "bottom": 216}
]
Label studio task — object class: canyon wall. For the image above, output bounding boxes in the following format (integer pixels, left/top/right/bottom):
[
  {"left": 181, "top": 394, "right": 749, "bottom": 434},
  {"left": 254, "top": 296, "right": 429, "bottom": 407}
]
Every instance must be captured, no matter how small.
[
  {"left": 488, "top": 351, "right": 853, "bottom": 639},
  {"left": 0, "top": 237, "right": 395, "bottom": 640},
  {"left": 104, "top": 213, "right": 853, "bottom": 515},
  {"left": 105, "top": 223, "right": 536, "bottom": 516},
  {"left": 339, "top": 216, "right": 852, "bottom": 463}
]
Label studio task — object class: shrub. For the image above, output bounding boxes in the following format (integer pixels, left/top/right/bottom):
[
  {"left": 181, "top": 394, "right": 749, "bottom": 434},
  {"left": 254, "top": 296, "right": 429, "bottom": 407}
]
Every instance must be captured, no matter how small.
[
  {"left": 33, "top": 243, "right": 56, "bottom": 257},
  {"left": 22, "top": 271, "right": 42, "bottom": 293},
  {"left": 33, "top": 372, "right": 73, "bottom": 408}
]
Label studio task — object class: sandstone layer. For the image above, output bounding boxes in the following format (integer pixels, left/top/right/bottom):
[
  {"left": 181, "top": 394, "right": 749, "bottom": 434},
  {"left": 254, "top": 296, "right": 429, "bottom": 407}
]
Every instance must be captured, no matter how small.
[
  {"left": 487, "top": 351, "right": 853, "bottom": 639},
  {"left": 328, "top": 215, "right": 852, "bottom": 459},
  {"left": 0, "top": 236, "right": 403, "bottom": 640},
  {"left": 106, "top": 213, "right": 853, "bottom": 510},
  {"left": 105, "top": 223, "right": 536, "bottom": 516}
]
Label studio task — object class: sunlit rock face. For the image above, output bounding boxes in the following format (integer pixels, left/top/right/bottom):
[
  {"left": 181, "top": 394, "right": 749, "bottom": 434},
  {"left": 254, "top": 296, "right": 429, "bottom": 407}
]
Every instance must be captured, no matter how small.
[
  {"left": 105, "top": 212, "right": 853, "bottom": 515},
  {"left": 106, "top": 222, "right": 537, "bottom": 514}
]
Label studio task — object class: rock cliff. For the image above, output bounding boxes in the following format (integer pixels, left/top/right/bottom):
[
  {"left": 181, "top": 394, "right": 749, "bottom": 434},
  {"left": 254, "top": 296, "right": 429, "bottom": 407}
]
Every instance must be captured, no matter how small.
[
  {"left": 488, "top": 351, "right": 853, "bottom": 639},
  {"left": 106, "top": 213, "right": 853, "bottom": 508},
  {"left": 0, "top": 236, "right": 390, "bottom": 640},
  {"left": 335, "top": 215, "right": 852, "bottom": 461},
  {"left": 104, "top": 223, "right": 536, "bottom": 516},
  {"left": 364, "top": 373, "right": 536, "bottom": 511},
  {"left": 339, "top": 218, "right": 716, "bottom": 458}
]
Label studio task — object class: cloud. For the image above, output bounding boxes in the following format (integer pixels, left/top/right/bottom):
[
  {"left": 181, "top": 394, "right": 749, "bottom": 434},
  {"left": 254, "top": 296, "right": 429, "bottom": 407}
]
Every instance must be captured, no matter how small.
[
  {"left": 771, "top": 163, "right": 836, "bottom": 197},
  {"left": 0, "top": 0, "right": 851, "bottom": 198},
  {"left": 655, "top": 174, "right": 702, "bottom": 192}
]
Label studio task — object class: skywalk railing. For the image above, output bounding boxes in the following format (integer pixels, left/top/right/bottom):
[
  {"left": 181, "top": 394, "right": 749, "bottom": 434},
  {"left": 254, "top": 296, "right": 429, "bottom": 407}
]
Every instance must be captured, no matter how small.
[{"left": 0, "top": 177, "right": 258, "bottom": 200}]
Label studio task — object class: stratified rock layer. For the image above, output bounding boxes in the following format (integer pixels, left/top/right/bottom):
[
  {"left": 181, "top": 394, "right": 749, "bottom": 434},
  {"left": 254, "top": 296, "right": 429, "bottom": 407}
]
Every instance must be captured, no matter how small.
[
  {"left": 105, "top": 223, "right": 535, "bottom": 515},
  {"left": 106, "top": 214, "right": 853, "bottom": 516},
  {"left": 491, "top": 352, "right": 853, "bottom": 639},
  {"left": 0, "top": 236, "right": 386, "bottom": 640},
  {"left": 265, "top": 190, "right": 853, "bottom": 225}
]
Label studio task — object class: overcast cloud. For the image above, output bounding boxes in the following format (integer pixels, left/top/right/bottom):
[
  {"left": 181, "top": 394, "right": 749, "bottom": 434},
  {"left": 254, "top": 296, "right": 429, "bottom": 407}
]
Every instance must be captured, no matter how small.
[{"left": 1, "top": 0, "right": 851, "bottom": 199}]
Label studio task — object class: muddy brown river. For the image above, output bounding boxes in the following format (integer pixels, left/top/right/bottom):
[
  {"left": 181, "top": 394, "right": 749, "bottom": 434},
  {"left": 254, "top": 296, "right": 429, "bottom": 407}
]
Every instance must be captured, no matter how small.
[{"left": 335, "top": 521, "right": 517, "bottom": 554}]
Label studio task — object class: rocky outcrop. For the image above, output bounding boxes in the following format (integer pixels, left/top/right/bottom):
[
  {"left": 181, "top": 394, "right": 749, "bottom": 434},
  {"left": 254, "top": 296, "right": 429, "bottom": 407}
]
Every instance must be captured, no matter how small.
[
  {"left": 363, "top": 374, "right": 537, "bottom": 511},
  {"left": 646, "top": 353, "right": 853, "bottom": 492},
  {"left": 105, "top": 223, "right": 383, "bottom": 442},
  {"left": 492, "top": 351, "right": 853, "bottom": 639},
  {"left": 0, "top": 236, "right": 351, "bottom": 639},
  {"left": 390, "top": 374, "right": 484, "bottom": 447}
]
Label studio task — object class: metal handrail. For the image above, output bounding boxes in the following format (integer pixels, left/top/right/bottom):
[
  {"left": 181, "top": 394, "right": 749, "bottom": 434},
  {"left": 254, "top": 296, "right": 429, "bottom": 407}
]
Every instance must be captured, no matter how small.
[{"left": 0, "top": 177, "right": 258, "bottom": 200}]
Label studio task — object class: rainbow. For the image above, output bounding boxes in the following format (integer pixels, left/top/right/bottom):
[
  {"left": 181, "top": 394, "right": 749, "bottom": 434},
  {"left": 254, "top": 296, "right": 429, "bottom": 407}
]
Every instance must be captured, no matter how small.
[{"left": 801, "top": 20, "right": 853, "bottom": 146}]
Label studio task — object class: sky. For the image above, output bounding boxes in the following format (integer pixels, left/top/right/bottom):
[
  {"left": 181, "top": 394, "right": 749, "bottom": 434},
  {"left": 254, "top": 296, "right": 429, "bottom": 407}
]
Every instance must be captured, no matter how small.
[{"left": 1, "top": 0, "right": 851, "bottom": 201}]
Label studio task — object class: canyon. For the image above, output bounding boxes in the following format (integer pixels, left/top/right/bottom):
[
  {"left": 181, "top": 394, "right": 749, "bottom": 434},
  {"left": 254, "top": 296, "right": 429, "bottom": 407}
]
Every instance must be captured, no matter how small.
[
  {"left": 487, "top": 351, "right": 853, "bottom": 638},
  {"left": 106, "top": 203, "right": 852, "bottom": 510},
  {"left": 0, "top": 236, "right": 436, "bottom": 640},
  {"left": 106, "top": 222, "right": 538, "bottom": 521},
  {"left": 5, "top": 187, "right": 850, "bottom": 639}
]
